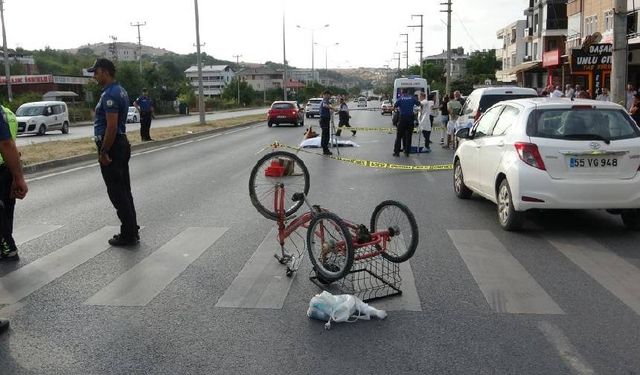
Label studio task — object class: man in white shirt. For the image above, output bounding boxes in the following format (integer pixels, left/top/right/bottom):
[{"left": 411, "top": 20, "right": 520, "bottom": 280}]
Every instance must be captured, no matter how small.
[
  {"left": 626, "top": 83, "right": 636, "bottom": 110},
  {"left": 550, "top": 86, "right": 563, "bottom": 98},
  {"left": 418, "top": 92, "right": 433, "bottom": 152},
  {"left": 596, "top": 87, "right": 611, "bottom": 102}
]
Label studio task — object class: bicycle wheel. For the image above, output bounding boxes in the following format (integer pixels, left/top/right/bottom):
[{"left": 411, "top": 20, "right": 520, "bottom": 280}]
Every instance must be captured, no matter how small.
[
  {"left": 307, "top": 212, "right": 354, "bottom": 283},
  {"left": 370, "top": 200, "right": 418, "bottom": 263},
  {"left": 249, "top": 151, "right": 310, "bottom": 221}
]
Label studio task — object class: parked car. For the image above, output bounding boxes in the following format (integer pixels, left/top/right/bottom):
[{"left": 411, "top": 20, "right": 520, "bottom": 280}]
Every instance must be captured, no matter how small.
[
  {"left": 267, "top": 101, "right": 304, "bottom": 127},
  {"left": 127, "top": 106, "right": 139, "bottom": 123},
  {"left": 457, "top": 86, "right": 538, "bottom": 130},
  {"left": 357, "top": 97, "right": 367, "bottom": 107},
  {"left": 381, "top": 100, "right": 393, "bottom": 115},
  {"left": 15, "top": 101, "right": 70, "bottom": 135},
  {"left": 453, "top": 98, "right": 640, "bottom": 231},
  {"left": 305, "top": 98, "right": 323, "bottom": 118}
]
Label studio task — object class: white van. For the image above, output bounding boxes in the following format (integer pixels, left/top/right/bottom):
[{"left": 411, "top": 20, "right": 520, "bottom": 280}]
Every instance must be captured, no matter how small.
[
  {"left": 357, "top": 97, "right": 367, "bottom": 107},
  {"left": 16, "top": 101, "right": 70, "bottom": 135},
  {"left": 393, "top": 76, "right": 429, "bottom": 104},
  {"left": 457, "top": 86, "right": 538, "bottom": 130}
]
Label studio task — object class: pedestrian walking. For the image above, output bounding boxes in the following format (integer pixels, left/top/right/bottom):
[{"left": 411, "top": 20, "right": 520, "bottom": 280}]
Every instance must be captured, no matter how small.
[
  {"left": 0, "top": 105, "right": 29, "bottom": 334},
  {"left": 418, "top": 91, "right": 432, "bottom": 152},
  {"left": 88, "top": 58, "right": 139, "bottom": 246},
  {"left": 319, "top": 90, "right": 334, "bottom": 155},
  {"left": 393, "top": 88, "right": 421, "bottom": 157},
  {"left": 335, "top": 96, "right": 355, "bottom": 137},
  {"left": 134, "top": 88, "right": 154, "bottom": 141},
  {"left": 445, "top": 92, "right": 463, "bottom": 149},
  {"left": 0, "top": 105, "right": 27, "bottom": 262}
]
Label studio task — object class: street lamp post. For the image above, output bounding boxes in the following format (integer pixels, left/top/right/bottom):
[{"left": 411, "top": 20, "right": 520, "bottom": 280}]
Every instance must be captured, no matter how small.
[
  {"left": 314, "top": 42, "right": 339, "bottom": 71},
  {"left": 296, "top": 24, "right": 329, "bottom": 84},
  {"left": 233, "top": 54, "right": 242, "bottom": 105},
  {"left": 193, "top": 0, "right": 205, "bottom": 125}
]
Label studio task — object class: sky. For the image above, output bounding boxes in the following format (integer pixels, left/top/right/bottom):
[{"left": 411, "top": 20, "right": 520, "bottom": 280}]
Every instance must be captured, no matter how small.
[{"left": 2, "top": 0, "right": 526, "bottom": 69}]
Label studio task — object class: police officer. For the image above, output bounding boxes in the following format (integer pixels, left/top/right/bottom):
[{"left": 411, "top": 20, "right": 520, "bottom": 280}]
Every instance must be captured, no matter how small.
[
  {"left": 319, "top": 90, "right": 333, "bottom": 155},
  {"left": 0, "top": 105, "right": 27, "bottom": 261},
  {"left": 335, "top": 96, "right": 355, "bottom": 137},
  {"left": 393, "top": 89, "right": 421, "bottom": 157},
  {"left": 0, "top": 105, "right": 28, "bottom": 334},
  {"left": 134, "top": 88, "right": 154, "bottom": 141},
  {"left": 88, "top": 58, "right": 139, "bottom": 246}
]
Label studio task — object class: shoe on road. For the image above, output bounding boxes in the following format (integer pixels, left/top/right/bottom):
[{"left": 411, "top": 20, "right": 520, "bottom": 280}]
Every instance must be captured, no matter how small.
[
  {"left": 108, "top": 234, "right": 139, "bottom": 247},
  {"left": 322, "top": 150, "right": 333, "bottom": 156}
]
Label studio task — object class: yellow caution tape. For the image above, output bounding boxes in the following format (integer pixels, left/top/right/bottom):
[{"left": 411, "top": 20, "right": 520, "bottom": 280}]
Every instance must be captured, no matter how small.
[
  {"left": 335, "top": 126, "right": 445, "bottom": 132},
  {"left": 269, "top": 142, "right": 453, "bottom": 172}
]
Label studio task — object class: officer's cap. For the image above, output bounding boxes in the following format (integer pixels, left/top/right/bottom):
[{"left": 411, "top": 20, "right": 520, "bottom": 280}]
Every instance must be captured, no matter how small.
[{"left": 87, "top": 58, "right": 116, "bottom": 74}]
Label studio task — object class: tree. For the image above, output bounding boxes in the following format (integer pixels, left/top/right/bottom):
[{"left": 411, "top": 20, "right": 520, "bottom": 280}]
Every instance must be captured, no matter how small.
[
  {"left": 465, "top": 49, "right": 501, "bottom": 84},
  {"left": 221, "top": 78, "right": 255, "bottom": 106}
]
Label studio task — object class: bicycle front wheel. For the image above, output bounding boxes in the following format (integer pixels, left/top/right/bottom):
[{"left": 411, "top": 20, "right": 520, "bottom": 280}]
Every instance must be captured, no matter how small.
[
  {"left": 249, "top": 151, "right": 310, "bottom": 221},
  {"left": 307, "top": 212, "right": 354, "bottom": 283},
  {"left": 370, "top": 200, "right": 418, "bottom": 263}
]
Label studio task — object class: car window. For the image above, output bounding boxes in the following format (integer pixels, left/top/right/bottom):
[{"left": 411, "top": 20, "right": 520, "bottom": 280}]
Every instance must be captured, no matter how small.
[
  {"left": 491, "top": 106, "right": 520, "bottom": 136},
  {"left": 271, "top": 103, "right": 295, "bottom": 110},
  {"left": 473, "top": 106, "right": 502, "bottom": 138},
  {"left": 478, "top": 94, "right": 537, "bottom": 112},
  {"left": 53, "top": 105, "right": 63, "bottom": 115},
  {"left": 526, "top": 108, "right": 640, "bottom": 140},
  {"left": 461, "top": 93, "right": 477, "bottom": 116}
]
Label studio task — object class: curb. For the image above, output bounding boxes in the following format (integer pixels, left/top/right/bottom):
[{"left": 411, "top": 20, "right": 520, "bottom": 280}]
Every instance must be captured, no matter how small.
[{"left": 24, "top": 120, "right": 263, "bottom": 175}]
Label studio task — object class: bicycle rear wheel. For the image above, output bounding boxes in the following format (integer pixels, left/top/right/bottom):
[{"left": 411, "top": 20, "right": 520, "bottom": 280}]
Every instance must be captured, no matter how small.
[
  {"left": 307, "top": 212, "right": 354, "bottom": 283},
  {"left": 249, "top": 151, "right": 310, "bottom": 221},
  {"left": 370, "top": 200, "right": 418, "bottom": 263}
]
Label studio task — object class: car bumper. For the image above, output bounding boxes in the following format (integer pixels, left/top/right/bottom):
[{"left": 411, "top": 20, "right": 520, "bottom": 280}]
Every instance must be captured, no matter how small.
[
  {"left": 17, "top": 123, "right": 38, "bottom": 135},
  {"left": 512, "top": 167, "right": 640, "bottom": 211},
  {"left": 268, "top": 116, "right": 299, "bottom": 123}
]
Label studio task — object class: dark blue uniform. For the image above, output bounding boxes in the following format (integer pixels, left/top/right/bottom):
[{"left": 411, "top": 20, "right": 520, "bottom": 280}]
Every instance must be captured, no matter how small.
[
  {"left": 393, "top": 94, "right": 421, "bottom": 156},
  {"left": 95, "top": 82, "right": 138, "bottom": 241},
  {"left": 319, "top": 97, "right": 332, "bottom": 154},
  {"left": 135, "top": 94, "right": 153, "bottom": 141},
  {"left": 0, "top": 107, "right": 17, "bottom": 258}
]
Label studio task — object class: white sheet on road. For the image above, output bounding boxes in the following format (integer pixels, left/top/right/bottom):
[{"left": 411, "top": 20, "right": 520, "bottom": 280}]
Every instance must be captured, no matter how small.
[{"left": 300, "top": 137, "right": 359, "bottom": 148}]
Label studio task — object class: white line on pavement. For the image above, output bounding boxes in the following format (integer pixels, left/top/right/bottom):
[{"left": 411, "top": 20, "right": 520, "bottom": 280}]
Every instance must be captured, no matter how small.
[{"left": 538, "top": 321, "right": 596, "bottom": 375}]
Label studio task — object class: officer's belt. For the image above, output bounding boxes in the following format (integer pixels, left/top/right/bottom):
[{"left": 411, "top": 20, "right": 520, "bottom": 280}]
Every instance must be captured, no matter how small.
[{"left": 93, "top": 133, "right": 127, "bottom": 142}]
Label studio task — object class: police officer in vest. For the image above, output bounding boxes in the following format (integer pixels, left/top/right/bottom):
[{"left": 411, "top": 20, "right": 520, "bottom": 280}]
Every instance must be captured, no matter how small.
[
  {"left": 393, "top": 89, "right": 421, "bottom": 157},
  {"left": 134, "top": 88, "right": 154, "bottom": 141},
  {"left": 0, "top": 105, "right": 28, "bottom": 334},
  {"left": 88, "top": 58, "right": 139, "bottom": 246},
  {"left": 319, "top": 90, "right": 334, "bottom": 155}
]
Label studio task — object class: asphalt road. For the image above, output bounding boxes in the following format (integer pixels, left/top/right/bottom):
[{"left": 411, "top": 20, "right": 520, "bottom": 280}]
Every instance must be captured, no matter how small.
[
  {"left": 15, "top": 108, "right": 268, "bottom": 146},
  {"left": 1, "top": 102, "right": 639, "bottom": 374}
]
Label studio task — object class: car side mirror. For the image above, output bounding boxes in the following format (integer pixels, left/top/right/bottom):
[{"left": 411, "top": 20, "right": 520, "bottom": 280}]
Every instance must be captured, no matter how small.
[{"left": 456, "top": 127, "right": 471, "bottom": 139}]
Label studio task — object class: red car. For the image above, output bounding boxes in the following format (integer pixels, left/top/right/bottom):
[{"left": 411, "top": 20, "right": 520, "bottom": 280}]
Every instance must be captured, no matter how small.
[{"left": 267, "top": 101, "right": 305, "bottom": 127}]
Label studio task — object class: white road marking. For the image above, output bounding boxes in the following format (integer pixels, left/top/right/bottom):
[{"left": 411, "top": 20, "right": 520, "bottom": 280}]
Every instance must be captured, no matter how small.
[{"left": 538, "top": 321, "right": 596, "bottom": 375}]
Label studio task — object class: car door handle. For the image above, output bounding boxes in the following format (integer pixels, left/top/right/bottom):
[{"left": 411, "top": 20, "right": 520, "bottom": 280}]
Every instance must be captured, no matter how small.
[{"left": 497, "top": 141, "right": 505, "bottom": 147}]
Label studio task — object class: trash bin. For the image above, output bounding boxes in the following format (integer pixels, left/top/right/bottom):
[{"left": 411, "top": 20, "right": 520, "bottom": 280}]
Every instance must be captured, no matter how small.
[{"left": 179, "top": 102, "right": 189, "bottom": 115}]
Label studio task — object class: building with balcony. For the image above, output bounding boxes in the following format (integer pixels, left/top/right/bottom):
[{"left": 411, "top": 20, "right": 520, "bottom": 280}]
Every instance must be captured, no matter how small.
[
  {"left": 184, "top": 65, "right": 235, "bottom": 97},
  {"left": 424, "top": 47, "right": 470, "bottom": 81},
  {"left": 496, "top": 20, "right": 527, "bottom": 82},
  {"left": 236, "top": 66, "right": 283, "bottom": 92}
]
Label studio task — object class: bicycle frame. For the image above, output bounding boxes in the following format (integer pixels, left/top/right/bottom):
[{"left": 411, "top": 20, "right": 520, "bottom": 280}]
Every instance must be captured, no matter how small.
[{"left": 274, "top": 183, "right": 315, "bottom": 246}]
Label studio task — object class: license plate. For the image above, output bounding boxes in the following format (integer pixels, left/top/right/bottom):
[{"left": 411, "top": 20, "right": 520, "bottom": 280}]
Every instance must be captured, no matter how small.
[
  {"left": 277, "top": 115, "right": 287, "bottom": 119},
  {"left": 569, "top": 157, "right": 618, "bottom": 168}
]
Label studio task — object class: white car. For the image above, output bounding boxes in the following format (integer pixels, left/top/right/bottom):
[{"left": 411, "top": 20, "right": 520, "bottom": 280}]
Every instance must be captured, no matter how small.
[
  {"left": 127, "top": 106, "right": 139, "bottom": 123},
  {"left": 15, "top": 101, "right": 70, "bottom": 135},
  {"left": 357, "top": 97, "right": 367, "bottom": 107},
  {"left": 453, "top": 98, "right": 640, "bottom": 231}
]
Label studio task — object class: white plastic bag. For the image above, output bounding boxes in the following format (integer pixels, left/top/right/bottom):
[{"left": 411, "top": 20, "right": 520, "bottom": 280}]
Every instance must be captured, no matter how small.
[{"left": 307, "top": 291, "right": 387, "bottom": 329}]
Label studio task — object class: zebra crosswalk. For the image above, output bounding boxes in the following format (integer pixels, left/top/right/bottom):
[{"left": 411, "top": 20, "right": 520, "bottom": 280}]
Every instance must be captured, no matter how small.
[{"left": 0, "top": 223, "right": 639, "bottom": 322}]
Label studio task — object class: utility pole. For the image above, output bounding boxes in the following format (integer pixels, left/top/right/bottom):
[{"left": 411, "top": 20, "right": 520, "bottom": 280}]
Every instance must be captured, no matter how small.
[
  {"left": 282, "top": 11, "right": 287, "bottom": 100},
  {"left": 441, "top": 0, "right": 452, "bottom": 95},
  {"left": 108, "top": 35, "right": 118, "bottom": 62},
  {"left": 612, "top": 0, "right": 628, "bottom": 106},
  {"left": 233, "top": 54, "right": 242, "bottom": 105},
  {"left": 0, "top": 0, "right": 11, "bottom": 102},
  {"left": 394, "top": 52, "right": 401, "bottom": 72},
  {"left": 193, "top": 0, "right": 205, "bottom": 125},
  {"left": 409, "top": 14, "right": 424, "bottom": 79},
  {"left": 130, "top": 21, "right": 146, "bottom": 73},
  {"left": 400, "top": 33, "right": 409, "bottom": 70}
]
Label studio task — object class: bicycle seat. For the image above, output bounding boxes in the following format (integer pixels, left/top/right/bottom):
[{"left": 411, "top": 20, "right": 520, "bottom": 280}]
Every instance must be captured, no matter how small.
[{"left": 291, "top": 192, "right": 305, "bottom": 202}]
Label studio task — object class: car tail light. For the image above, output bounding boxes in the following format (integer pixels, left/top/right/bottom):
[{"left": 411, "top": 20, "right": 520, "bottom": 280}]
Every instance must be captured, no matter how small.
[
  {"left": 474, "top": 111, "right": 482, "bottom": 122},
  {"left": 514, "top": 142, "right": 546, "bottom": 170}
]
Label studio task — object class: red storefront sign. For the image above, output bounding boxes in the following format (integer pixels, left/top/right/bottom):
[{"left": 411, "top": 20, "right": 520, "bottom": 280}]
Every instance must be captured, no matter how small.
[
  {"left": 542, "top": 49, "right": 561, "bottom": 67},
  {"left": 0, "top": 75, "right": 54, "bottom": 85}
]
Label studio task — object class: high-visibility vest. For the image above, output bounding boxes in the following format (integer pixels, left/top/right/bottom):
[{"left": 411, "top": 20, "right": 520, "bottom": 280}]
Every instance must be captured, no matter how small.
[{"left": 0, "top": 106, "right": 18, "bottom": 165}]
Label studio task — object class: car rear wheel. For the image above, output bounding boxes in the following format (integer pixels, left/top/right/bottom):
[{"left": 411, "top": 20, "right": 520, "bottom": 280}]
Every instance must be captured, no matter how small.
[
  {"left": 621, "top": 210, "right": 640, "bottom": 230},
  {"left": 453, "top": 160, "right": 472, "bottom": 199},
  {"left": 497, "top": 179, "right": 524, "bottom": 231},
  {"left": 61, "top": 121, "right": 69, "bottom": 134}
]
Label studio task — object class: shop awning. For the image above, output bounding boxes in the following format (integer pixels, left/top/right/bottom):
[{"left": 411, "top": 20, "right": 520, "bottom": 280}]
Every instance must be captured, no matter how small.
[{"left": 504, "top": 61, "right": 542, "bottom": 75}]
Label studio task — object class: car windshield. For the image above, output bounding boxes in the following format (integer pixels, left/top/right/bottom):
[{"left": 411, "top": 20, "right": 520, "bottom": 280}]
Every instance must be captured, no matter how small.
[
  {"left": 16, "top": 106, "right": 45, "bottom": 116},
  {"left": 527, "top": 108, "right": 640, "bottom": 141},
  {"left": 479, "top": 94, "right": 537, "bottom": 112},
  {"left": 128, "top": 107, "right": 136, "bottom": 113},
  {"left": 271, "top": 103, "right": 295, "bottom": 110}
]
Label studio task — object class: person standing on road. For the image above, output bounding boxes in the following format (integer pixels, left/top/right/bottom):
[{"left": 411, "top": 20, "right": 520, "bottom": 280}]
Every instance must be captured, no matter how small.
[
  {"left": 418, "top": 91, "right": 432, "bottom": 153},
  {"left": 439, "top": 95, "right": 450, "bottom": 145},
  {"left": 0, "top": 105, "right": 29, "bottom": 334},
  {"left": 134, "top": 88, "right": 154, "bottom": 141},
  {"left": 393, "top": 89, "right": 421, "bottom": 157},
  {"left": 88, "top": 58, "right": 139, "bottom": 247},
  {"left": 319, "top": 90, "right": 334, "bottom": 155},
  {"left": 335, "top": 96, "right": 355, "bottom": 137},
  {"left": 445, "top": 92, "right": 463, "bottom": 149}
]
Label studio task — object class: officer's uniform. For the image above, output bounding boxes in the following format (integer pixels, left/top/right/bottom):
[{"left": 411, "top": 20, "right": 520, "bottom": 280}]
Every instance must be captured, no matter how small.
[
  {"left": 319, "top": 97, "right": 332, "bottom": 155},
  {"left": 95, "top": 82, "right": 139, "bottom": 241},
  {"left": 0, "top": 106, "right": 18, "bottom": 258},
  {"left": 135, "top": 93, "right": 153, "bottom": 141},
  {"left": 393, "top": 94, "right": 421, "bottom": 156}
]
